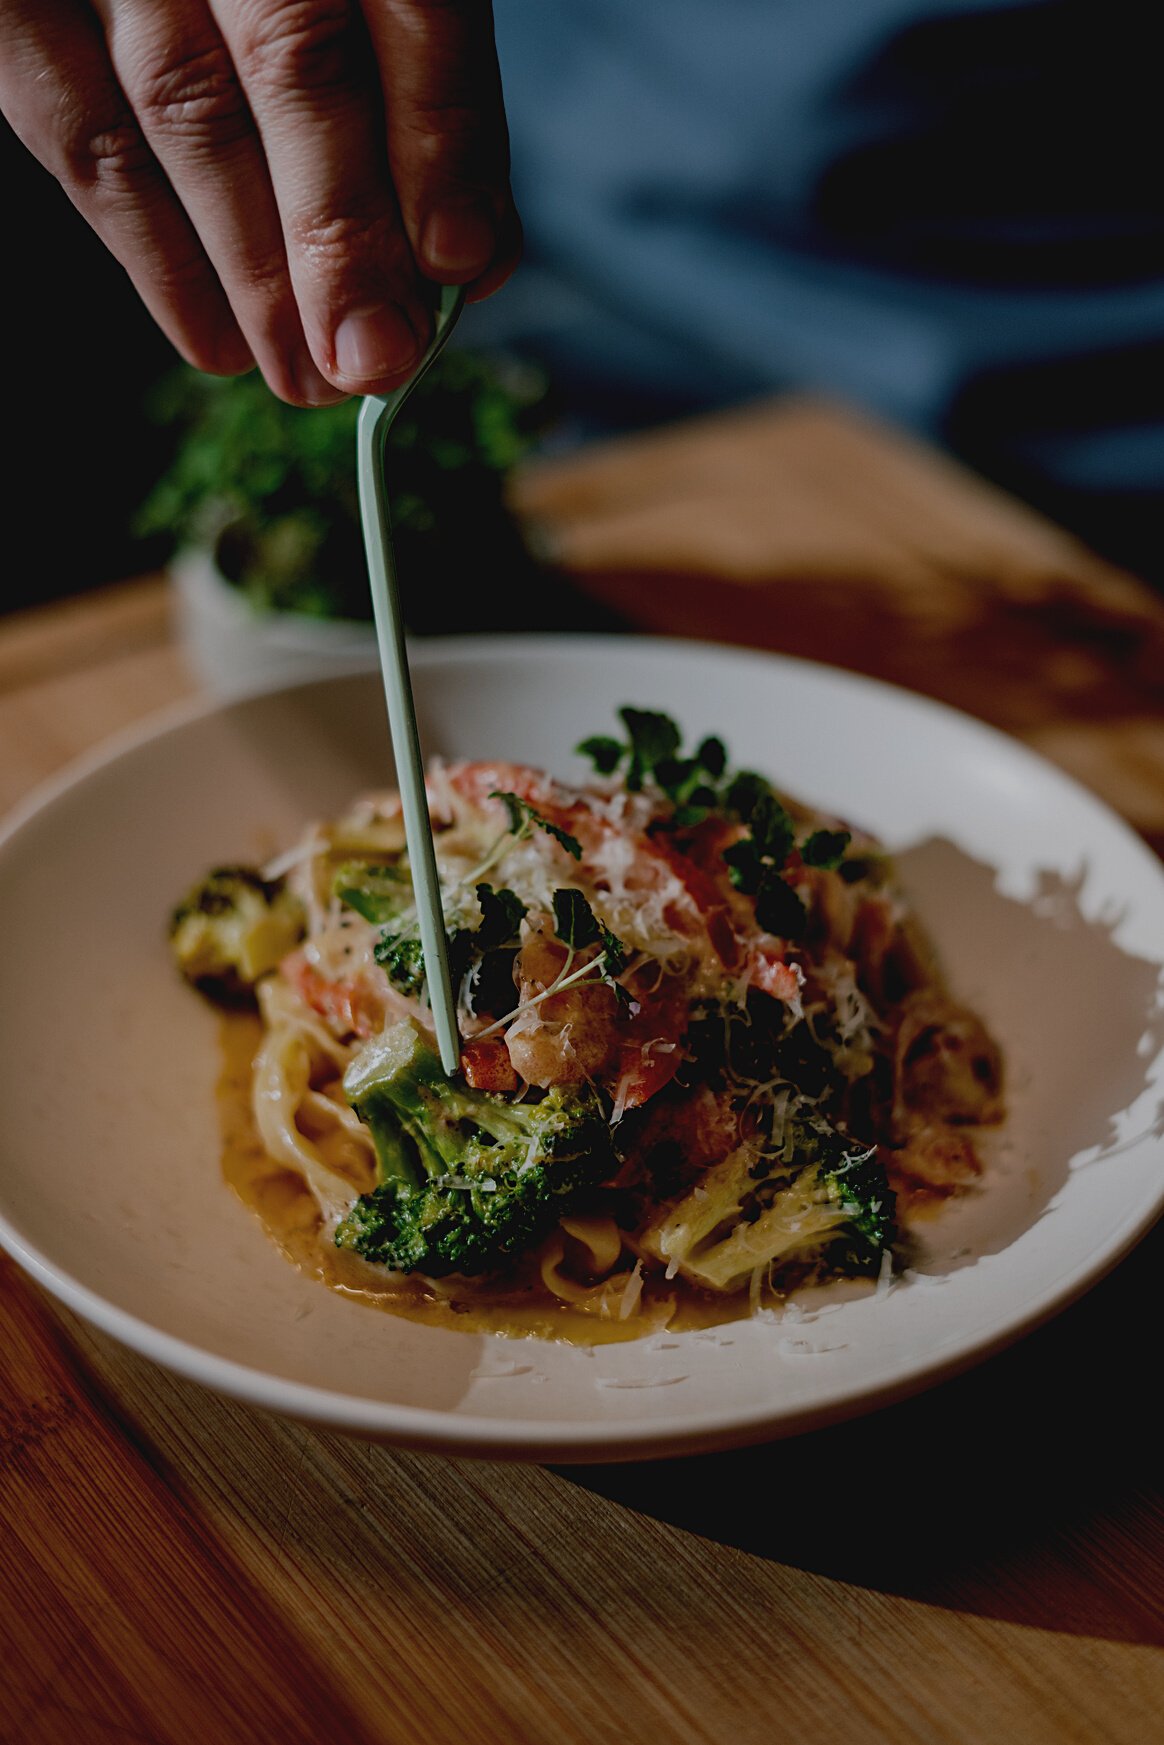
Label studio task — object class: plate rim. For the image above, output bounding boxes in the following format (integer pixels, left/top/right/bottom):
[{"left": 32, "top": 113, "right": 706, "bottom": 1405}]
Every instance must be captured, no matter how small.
[
  {"left": 3, "top": 1200, "right": 1158, "bottom": 1463},
  {"left": 2, "top": 631, "right": 1163, "bottom": 1461},
  {"left": 4, "top": 628, "right": 1162, "bottom": 883}
]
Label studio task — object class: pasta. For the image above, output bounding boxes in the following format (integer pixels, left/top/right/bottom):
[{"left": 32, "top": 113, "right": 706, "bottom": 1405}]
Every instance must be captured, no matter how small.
[{"left": 172, "top": 709, "right": 1004, "bottom": 1337}]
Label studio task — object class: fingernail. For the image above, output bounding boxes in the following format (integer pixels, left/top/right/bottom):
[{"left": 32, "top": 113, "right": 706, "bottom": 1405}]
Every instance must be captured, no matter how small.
[
  {"left": 333, "top": 305, "right": 420, "bottom": 384},
  {"left": 422, "top": 201, "right": 497, "bottom": 276},
  {"left": 295, "top": 353, "right": 346, "bottom": 407}
]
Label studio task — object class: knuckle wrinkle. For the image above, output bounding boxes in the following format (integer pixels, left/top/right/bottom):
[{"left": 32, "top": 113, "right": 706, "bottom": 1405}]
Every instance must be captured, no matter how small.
[
  {"left": 133, "top": 42, "right": 252, "bottom": 150},
  {"left": 61, "top": 104, "right": 156, "bottom": 191},
  {"left": 236, "top": 1, "right": 358, "bottom": 100}
]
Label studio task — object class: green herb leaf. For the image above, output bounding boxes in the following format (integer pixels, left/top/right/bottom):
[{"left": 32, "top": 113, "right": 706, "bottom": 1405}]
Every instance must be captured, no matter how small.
[
  {"left": 619, "top": 707, "right": 682, "bottom": 765},
  {"left": 444, "top": 884, "right": 527, "bottom": 990},
  {"left": 576, "top": 735, "right": 623, "bottom": 776},
  {"left": 722, "top": 837, "right": 763, "bottom": 894},
  {"left": 376, "top": 882, "right": 526, "bottom": 1003},
  {"left": 619, "top": 707, "right": 682, "bottom": 791},
  {"left": 696, "top": 736, "right": 727, "bottom": 778},
  {"left": 474, "top": 882, "right": 527, "bottom": 948},
  {"left": 723, "top": 770, "right": 773, "bottom": 822},
  {"left": 599, "top": 932, "right": 630, "bottom": 978},
  {"left": 754, "top": 870, "right": 808, "bottom": 941},
  {"left": 653, "top": 756, "right": 694, "bottom": 794},
  {"left": 747, "top": 793, "right": 796, "bottom": 868},
  {"left": 670, "top": 804, "right": 710, "bottom": 829},
  {"left": 576, "top": 711, "right": 736, "bottom": 815},
  {"left": 552, "top": 887, "right": 600, "bottom": 951},
  {"left": 333, "top": 862, "right": 407, "bottom": 924},
  {"left": 490, "top": 791, "right": 583, "bottom": 859},
  {"left": 551, "top": 888, "right": 629, "bottom": 977},
  {"left": 800, "top": 828, "right": 851, "bottom": 870}
]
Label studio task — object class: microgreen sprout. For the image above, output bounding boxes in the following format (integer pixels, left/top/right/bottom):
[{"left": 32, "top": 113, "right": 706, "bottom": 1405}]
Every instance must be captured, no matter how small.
[
  {"left": 576, "top": 707, "right": 856, "bottom": 943},
  {"left": 490, "top": 790, "right": 582, "bottom": 858},
  {"left": 476, "top": 888, "right": 632, "bottom": 1038},
  {"left": 371, "top": 879, "right": 525, "bottom": 1002},
  {"left": 577, "top": 708, "right": 728, "bottom": 823}
]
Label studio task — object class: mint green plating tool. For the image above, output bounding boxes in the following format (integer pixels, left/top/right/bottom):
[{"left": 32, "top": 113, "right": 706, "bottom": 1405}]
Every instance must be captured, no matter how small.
[{"left": 357, "top": 284, "right": 465, "bottom": 1074}]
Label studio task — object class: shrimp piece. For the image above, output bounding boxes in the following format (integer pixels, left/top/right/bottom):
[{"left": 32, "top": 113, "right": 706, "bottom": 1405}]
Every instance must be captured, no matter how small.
[
  {"left": 442, "top": 761, "right": 555, "bottom": 811},
  {"left": 442, "top": 761, "right": 572, "bottom": 837},
  {"left": 505, "top": 927, "right": 620, "bottom": 1088},
  {"left": 746, "top": 948, "right": 802, "bottom": 1003},
  {"left": 444, "top": 761, "right": 654, "bottom": 865},
  {"left": 505, "top": 922, "right": 689, "bottom": 1110},
  {"left": 608, "top": 971, "right": 688, "bottom": 1111},
  {"left": 281, "top": 950, "right": 388, "bottom": 1041}
]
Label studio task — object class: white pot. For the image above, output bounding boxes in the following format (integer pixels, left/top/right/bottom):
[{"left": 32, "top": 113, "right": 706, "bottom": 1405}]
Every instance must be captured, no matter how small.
[{"left": 171, "top": 548, "right": 378, "bottom": 700}]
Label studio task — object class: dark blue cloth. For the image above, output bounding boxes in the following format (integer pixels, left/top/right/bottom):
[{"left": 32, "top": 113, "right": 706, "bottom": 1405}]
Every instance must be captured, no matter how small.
[{"left": 467, "top": 0, "right": 1163, "bottom": 575}]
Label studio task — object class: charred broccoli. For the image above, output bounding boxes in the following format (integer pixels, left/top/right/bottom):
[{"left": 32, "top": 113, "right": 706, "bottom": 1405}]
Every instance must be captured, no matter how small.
[
  {"left": 169, "top": 866, "right": 305, "bottom": 1003},
  {"left": 638, "top": 1106, "right": 894, "bottom": 1292},
  {"left": 336, "top": 1020, "right": 616, "bottom": 1276}
]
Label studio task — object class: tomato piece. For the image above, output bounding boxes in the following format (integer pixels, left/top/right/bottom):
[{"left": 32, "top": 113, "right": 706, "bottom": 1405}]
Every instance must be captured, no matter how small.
[
  {"left": 462, "top": 1037, "right": 521, "bottom": 1093},
  {"left": 680, "top": 816, "right": 748, "bottom": 870},
  {"left": 612, "top": 1039, "right": 682, "bottom": 1110},
  {"left": 652, "top": 838, "right": 741, "bottom": 967},
  {"left": 610, "top": 972, "right": 688, "bottom": 1110}
]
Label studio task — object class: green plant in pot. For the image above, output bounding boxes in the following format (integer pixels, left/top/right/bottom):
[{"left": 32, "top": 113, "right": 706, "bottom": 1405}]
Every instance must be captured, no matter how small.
[{"left": 138, "top": 348, "right": 551, "bottom": 637}]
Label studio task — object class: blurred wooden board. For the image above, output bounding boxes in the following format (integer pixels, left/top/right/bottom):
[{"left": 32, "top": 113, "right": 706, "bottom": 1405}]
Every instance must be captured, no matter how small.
[
  {"left": 2, "top": 401, "right": 1163, "bottom": 1744},
  {"left": 0, "top": 576, "right": 195, "bottom": 820},
  {"left": 512, "top": 396, "right": 1164, "bottom": 853}
]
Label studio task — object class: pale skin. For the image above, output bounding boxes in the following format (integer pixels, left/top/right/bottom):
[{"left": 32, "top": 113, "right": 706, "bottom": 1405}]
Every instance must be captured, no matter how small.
[{"left": 0, "top": 0, "right": 520, "bottom": 405}]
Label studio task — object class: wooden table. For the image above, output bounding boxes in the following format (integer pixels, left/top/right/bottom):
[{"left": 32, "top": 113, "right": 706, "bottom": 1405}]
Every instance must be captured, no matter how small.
[{"left": 2, "top": 400, "right": 1162, "bottom": 1745}]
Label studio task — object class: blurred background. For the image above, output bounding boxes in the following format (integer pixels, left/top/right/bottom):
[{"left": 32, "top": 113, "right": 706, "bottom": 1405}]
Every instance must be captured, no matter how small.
[{"left": 3, "top": 0, "right": 1162, "bottom": 619}]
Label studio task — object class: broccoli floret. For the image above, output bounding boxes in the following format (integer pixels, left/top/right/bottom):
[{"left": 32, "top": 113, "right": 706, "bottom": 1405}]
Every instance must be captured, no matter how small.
[
  {"left": 332, "top": 861, "right": 409, "bottom": 924},
  {"left": 337, "top": 864, "right": 528, "bottom": 1004},
  {"left": 373, "top": 932, "right": 427, "bottom": 997},
  {"left": 169, "top": 866, "right": 305, "bottom": 1004},
  {"left": 335, "top": 1020, "right": 616, "bottom": 1276},
  {"left": 637, "top": 1106, "right": 894, "bottom": 1293}
]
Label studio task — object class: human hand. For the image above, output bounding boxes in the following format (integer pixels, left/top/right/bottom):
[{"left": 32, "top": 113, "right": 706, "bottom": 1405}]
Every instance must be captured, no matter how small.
[{"left": 1, "top": 0, "right": 519, "bottom": 404}]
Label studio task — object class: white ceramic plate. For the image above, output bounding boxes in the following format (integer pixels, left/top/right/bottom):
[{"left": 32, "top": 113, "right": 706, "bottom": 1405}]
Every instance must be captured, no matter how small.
[{"left": 2, "top": 637, "right": 1162, "bottom": 1462}]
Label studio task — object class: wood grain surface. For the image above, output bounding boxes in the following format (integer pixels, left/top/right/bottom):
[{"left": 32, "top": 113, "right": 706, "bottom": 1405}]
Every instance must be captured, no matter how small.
[{"left": 2, "top": 402, "right": 1162, "bottom": 1744}]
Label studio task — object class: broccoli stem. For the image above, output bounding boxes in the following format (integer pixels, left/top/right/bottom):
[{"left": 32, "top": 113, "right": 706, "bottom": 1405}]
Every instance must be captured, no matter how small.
[{"left": 344, "top": 1021, "right": 538, "bottom": 1170}]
